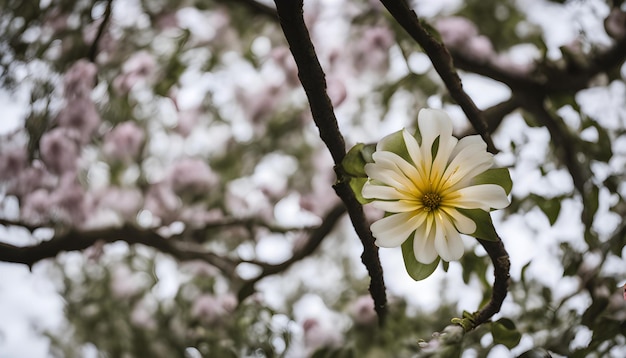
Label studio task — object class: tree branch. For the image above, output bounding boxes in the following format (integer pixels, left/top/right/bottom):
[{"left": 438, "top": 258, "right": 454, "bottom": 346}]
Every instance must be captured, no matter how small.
[
  {"left": 237, "top": 203, "right": 346, "bottom": 301},
  {"left": 88, "top": 0, "right": 113, "bottom": 62},
  {"left": 0, "top": 224, "right": 238, "bottom": 274},
  {"left": 460, "top": 96, "right": 521, "bottom": 138},
  {"left": 378, "top": 0, "right": 497, "bottom": 154},
  {"left": 472, "top": 238, "right": 511, "bottom": 328},
  {"left": 274, "top": 0, "right": 387, "bottom": 324}
]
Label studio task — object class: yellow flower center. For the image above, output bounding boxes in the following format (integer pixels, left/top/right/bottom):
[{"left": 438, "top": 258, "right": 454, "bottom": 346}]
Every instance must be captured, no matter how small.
[{"left": 422, "top": 192, "right": 441, "bottom": 212}]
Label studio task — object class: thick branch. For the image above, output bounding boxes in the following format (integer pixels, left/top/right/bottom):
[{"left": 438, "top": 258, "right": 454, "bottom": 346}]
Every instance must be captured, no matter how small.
[
  {"left": 378, "top": 0, "right": 497, "bottom": 153},
  {"left": 274, "top": 0, "right": 387, "bottom": 324},
  {"left": 472, "top": 238, "right": 511, "bottom": 328},
  {"left": 451, "top": 34, "right": 626, "bottom": 94},
  {"left": 0, "top": 224, "right": 237, "bottom": 274}
]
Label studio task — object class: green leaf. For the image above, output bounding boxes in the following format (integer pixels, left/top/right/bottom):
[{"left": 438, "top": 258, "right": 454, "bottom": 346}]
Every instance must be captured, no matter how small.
[
  {"left": 457, "top": 208, "right": 499, "bottom": 241},
  {"left": 402, "top": 236, "right": 439, "bottom": 281},
  {"left": 491, "top": 318, "right": 522, "bottom": 349},
  {"left": 431, "top": 136, "right": 440, "bottom": 159},
  {"left": 342, "top": 143, "right": 368, "bottom": 177},
  {"left": 472, "top": 167, "right": 512, "bottom": 195},
  {"left": 348, "top": 177, "right": 371, "bottom": 204},
  {"left": 531, "top": 194, "right": 561, "bottom": 225},
  {"left": 378, "top": 130, "right": 411, "bottom": 162}
]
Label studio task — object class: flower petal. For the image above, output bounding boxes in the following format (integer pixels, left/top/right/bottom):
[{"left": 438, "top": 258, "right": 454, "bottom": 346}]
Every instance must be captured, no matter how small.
[
  {"left": 365, "top": 164, "right": 415, "bottom": 193},
  {"left": 402, "top": 129, "right": 423, "bottom": 170},
  {"left": 372, "top": 150, "right": 423, "bottom": 187},
  {"left": 446, "top": 208, "right": 477, "bottom": 234},
  {"left": 362, "top": 183, "right": 407, "bottom": 200},
  {"left": 442, "top": 136, "right": 494, "bottom": 191},
  {"left": 371, "top": 199, "right": 420, "bottom": 213},
  {"left": 434, "top": 214, "right": 465, "bottom": 262},
  {"left": 417, "top": 109, "right": 453, "bottom": 170},
  {"left": 371, "top": 212, "right": 426, "bottom": 248},
  {"left": 453, "top": 184, "right": 510, "bottom": 210},
  {"left": 413, "top": 218, "right": 438, "bottom": 264}
]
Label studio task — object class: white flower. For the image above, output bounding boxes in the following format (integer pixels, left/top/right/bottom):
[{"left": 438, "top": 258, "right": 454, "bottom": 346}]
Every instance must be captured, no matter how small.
[{"left": 362, "top": 109, "right": 509, "bottom": 264}]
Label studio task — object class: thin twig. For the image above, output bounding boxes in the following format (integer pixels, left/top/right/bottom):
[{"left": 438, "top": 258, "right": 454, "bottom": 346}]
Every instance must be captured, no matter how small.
[
  {"left": 237, "top": 203, "right": 346, "bottom": 301},
  {"left": 378, "top": 0, "right": 497, "bottom": 154},
  {"left": 88, "top": 0, "right": 113, "bottom": 62},
  {"left": 274, "top": 0, "right": 387, "bottom": 324}
]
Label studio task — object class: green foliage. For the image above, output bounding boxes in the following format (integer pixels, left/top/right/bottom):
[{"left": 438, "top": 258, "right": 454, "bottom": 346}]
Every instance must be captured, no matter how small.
[
  {"left": 491, "top": 318, "right": 522, "bottom": 349},
  {"left": 402, "top": 237, "right": 440, "bottom": 281}
]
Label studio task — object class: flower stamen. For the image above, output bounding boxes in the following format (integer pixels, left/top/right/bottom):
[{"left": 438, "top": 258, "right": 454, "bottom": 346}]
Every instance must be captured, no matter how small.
[{"left": 422, "top": 192, "right": 441, "bottom": 212}]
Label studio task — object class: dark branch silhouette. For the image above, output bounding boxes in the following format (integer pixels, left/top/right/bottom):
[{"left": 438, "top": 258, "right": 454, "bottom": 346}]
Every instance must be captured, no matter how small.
[
  {"left": 378, "top": 0, "right": 497, "bottom": 154},
  {"left": 274, "top": 0, "right": 387, "bottom": 325}
]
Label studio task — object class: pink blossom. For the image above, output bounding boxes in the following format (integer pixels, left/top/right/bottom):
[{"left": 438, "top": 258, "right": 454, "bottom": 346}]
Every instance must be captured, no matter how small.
[
  {"left": 167, "top": 158, "right": 218, "bottom": 195},
  {"left": 350, "top": 295, "right": 377, "bottom": 326},
  {"left": 111, "top": 265, "right": 144, "bottom": 299},
  {"left": 175, "top": 108, "right": 201, "bottom": 137},
  {"left": 52, "top": 175, "right": 90, "bottom": 226},
  {"left": 353, "top": 26, "right": 394, "bottom": 72},
  {"left": 302, "top": 318, "right": 343, "bottom": 351},
  {"left": 0, "top": 147, "right": 28, "bottom": 181},
  {"left": 466, "top": 35, "right": 495, "bottom": 62},
  {"left": 131, "top": 303, "right": 156, "bottom": 330},
  {"left": 143, "top": 182, "right": 180, "bottom": 224},
  {"left": 103, "top": 122, "right": 145, "bottom": 162},
  {"left": 96, "top": 187, "right": 143, "bottom": 218},
  {"left": 39, "top": 128, "right": 81, "bottom": 174},
  {"left": 191, "top": 294, "right": 226, "bottom": 323},
  {"left": 20, "top": 189, "right": 53, "bottom": 223},
  {"left": 435, "top": 17, "right": 478, "bottom": 49},
  {"left": 56, "top": 97, "right": 101, "bottom": 143},
  {"left": 113, "top": 51, "right": 157, "bottom": 93},
  {"left": 236, "top": 85, "right": 282, "bottom": 123},
  {"left": 63, "top": 59, "right": 98, "bottom": 99},
  {"left": 6, "top": 163, "right": 54, "bottom": 198}
]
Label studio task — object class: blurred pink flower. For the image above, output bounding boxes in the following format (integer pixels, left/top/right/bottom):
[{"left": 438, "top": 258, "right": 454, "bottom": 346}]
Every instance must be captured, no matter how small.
[
  {"left": 353, "top": 26, "right": 394, "bottom": 72},
  {"left": 191, "top": 294, "right": 221, "bottom": 323},
  {"left": 350, "top": 295, "right": 377, "bottom": 326},
  {"left": 113, "top": 51, "right": 157, "bottom": 93},
  {"left": 0, "top": 147, "right": 28, "bottom": 181},
  {"left": 302, "top": 318, "right": 343, "bottom": 351},
  {"left": 167, "top": 158, "right": 218, "bottom": 195},
  {"left": 56, "top": 97, "right": 101, "bottom": 143},
  {"left": 6, "top": 163, "right": 54, "bottom": 198},
  {"left": 111, "top": 265, "right": 144, "bottom": 299},
  {"left": 39, "top": 128, "right": 80, "bottom": 174},
  {"left": 103, "top": 121, "right": 145, "bottom": 162},
  {"left": 435, "top": 17, "right": 478, "bottom": 49},
  {"left": 20, "top": 189, "right": 53, "bottom": 223},
  {"left": 144, "top": 182, "right": 180, "bottom": 224},
  {"left": 63, "top": 59, "right": 98, "bottom": 99},
  {"left": 96, "top": 187, "right": 143, "bottom": 218},
  {"left": 52, "top": 175, "right": 90, "bottom": 226},
  {"left": 435, "top": 17, "right": 496, "bottom": 63}
]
